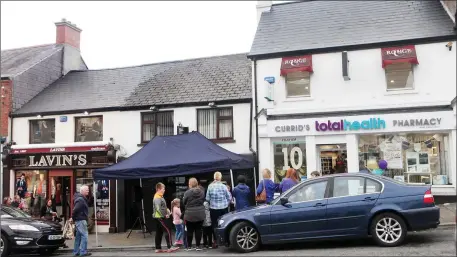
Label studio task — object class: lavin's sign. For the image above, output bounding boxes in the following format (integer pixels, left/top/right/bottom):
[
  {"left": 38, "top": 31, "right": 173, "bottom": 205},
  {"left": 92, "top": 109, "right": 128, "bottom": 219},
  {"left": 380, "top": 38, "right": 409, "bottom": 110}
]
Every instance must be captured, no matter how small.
[{"left": 29, "top": 154, "right": 87, "bottom": 167}]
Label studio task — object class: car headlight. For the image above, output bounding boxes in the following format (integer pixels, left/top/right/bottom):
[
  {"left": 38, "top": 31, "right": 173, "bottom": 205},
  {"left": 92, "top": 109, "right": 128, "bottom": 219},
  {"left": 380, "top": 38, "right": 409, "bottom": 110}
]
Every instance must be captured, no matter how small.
[
  {"left": 218, "top": 219, "right": 225, "bottom": 226},
  {"left": 9, "top": 224, "right": 39, "bottom": 232}
]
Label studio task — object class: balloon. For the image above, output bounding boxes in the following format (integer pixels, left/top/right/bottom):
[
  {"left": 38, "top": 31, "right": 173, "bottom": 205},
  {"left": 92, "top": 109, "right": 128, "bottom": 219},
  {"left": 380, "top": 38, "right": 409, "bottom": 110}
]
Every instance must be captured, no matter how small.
[{"left": 378, "top": 160, "right": 388, "bottom": 170}]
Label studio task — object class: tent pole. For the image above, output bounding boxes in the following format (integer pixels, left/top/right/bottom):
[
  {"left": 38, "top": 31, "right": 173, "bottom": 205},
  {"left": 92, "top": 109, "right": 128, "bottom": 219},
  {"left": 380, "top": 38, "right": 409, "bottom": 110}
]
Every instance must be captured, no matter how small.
[
  {"left": 229, "top": 169, "right": 234, "bottom": 188},
  {"left": 140, "top": 178, "right": 146, "bottom": 228},
  {"left": 253, "top": 167, "right": 257, "bottom": 191},
  {"left": 93, "top": 181, "right": 100, "bottom": 247}
]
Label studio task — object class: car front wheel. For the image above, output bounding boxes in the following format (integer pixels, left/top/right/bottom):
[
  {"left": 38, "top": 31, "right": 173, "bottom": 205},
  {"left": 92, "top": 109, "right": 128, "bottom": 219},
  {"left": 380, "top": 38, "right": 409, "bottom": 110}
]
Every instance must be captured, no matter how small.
[
  {"left": 229, "top": 221, "right": 260, "bottom": 253},
  {"left": 371, "top": 213, "right": 407, "bottom": 247},
  {"left": 1, "top": 234, "right": 10, "bottom": 257}
]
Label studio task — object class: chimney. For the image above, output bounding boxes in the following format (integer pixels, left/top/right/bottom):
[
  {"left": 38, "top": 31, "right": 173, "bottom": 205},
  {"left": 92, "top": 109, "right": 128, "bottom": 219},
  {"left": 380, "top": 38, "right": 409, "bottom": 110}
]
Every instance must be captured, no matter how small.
[
  {"left": 256, "top": 1, "right": 272, "bottom": 24},
  {"left": 55, "top": 18, "right": 82, "bottom": 50}
]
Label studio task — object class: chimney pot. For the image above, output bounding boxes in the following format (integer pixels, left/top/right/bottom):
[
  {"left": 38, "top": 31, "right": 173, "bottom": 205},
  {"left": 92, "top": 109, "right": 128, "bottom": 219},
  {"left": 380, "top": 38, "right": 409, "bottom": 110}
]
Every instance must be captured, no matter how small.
[{"left": 55, "top": 19, "right": 82, "bottom": 50}]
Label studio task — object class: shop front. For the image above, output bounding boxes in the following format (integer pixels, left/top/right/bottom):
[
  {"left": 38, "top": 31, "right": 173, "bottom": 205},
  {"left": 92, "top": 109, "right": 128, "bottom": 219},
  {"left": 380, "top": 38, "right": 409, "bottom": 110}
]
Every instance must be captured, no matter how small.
[
  {"left": 8, "top": 143, "right": 116, "bottom": 232},
  {"left": 260, "top": 110, "right": 456, "bottom": 195}
]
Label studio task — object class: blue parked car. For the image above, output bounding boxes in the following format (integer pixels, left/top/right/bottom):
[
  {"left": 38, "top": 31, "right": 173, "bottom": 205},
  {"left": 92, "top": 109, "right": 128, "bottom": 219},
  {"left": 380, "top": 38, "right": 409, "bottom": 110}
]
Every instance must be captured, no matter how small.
[{"left": 215, "top": 173, "right": 439, "bottom": 253}]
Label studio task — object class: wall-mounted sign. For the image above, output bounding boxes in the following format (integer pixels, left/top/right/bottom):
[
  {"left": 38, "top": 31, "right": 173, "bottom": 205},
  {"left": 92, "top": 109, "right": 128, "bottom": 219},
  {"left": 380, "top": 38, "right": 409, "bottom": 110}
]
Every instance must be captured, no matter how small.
[
  {"left": 280, "top": 55, "right": 313, "bottom": 76},
  {"left": 381, "top": 45, "right": 418, "bottom": 68},
  {"left": 315, "top": 118, "right": 386, "bottom": 132},
  {"left": 393, "top": 118, "right": 441, "bottom": 128},
  {"left": 264, "top": 77, "right": 275, "bottom": 84},
  {"left": 11, "top": 145, "right": 109, "bottom": 154},
  {"left": 264, "top": 77, "right": 275, "bottom": 102},
  {"left": 29, "top": 154, "right": 87, "bottom": 167},
  {"left": 59, "top": 116, "right": 68, "bottom": 122},
  {"left": 275, "top": 124, "right": 310, "bottom": 133}
]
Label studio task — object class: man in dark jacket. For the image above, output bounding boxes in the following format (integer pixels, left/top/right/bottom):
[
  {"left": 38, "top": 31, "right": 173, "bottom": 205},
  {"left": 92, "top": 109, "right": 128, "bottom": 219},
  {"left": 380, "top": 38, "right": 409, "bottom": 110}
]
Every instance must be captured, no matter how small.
[
  {"left": 232, "top": 175, "right": 251, "bottom": 211},
  {"left": 71, "top": 185, "right": 91, "bottom": 256}
]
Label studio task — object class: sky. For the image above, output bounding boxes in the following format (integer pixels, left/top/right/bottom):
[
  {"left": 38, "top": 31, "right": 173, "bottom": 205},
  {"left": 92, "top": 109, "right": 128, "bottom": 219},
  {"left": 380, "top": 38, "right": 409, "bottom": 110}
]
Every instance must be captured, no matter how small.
[{"left": 0, "top": 1, "right": 274, "bottom": 69}]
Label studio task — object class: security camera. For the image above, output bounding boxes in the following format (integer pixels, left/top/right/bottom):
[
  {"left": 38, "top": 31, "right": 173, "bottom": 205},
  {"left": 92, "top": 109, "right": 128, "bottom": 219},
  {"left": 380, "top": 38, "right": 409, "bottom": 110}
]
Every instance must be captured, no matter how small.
[{"left": 446, "top": 42, "right": 453, "bottom": 51}]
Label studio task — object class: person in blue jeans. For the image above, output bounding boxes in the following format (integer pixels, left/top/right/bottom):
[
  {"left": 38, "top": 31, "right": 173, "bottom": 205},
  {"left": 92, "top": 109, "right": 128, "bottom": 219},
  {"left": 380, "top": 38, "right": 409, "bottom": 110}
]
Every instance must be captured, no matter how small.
[
  {"left": 256, "top": 169, "right": 277, "bottom": 204},
  {"left": 71, "top": 185, "right": 91, "bottom": 256}
]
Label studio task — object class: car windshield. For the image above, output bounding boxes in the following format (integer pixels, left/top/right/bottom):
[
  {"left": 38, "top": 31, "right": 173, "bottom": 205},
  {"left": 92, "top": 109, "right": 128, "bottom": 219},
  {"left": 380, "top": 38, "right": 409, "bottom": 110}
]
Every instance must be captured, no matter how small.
[{"left": 2, "top": 206, "right": 31, "bottom": 218}]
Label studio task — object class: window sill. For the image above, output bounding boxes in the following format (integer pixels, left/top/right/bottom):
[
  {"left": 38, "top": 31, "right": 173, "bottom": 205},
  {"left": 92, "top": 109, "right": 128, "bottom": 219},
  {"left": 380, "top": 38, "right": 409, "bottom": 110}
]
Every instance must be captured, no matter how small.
[
  {"left": 384, "top": 89, "right": 418, "bottom": 96},
  {"left": 211, "top": 139, "right": 236, "bottom": 144},
  {"left": 284, "top": 96, "right": 314, "bottom": 102}
]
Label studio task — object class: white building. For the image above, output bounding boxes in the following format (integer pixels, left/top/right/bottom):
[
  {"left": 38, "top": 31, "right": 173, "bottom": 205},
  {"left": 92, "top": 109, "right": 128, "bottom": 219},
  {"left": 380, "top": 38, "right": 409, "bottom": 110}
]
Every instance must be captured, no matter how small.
[
  {"left": 250, "top": 1, "right": 456, "bottom": 196},
  {"left": 7, "top": 53, "right": 253, "bottom": 232}
]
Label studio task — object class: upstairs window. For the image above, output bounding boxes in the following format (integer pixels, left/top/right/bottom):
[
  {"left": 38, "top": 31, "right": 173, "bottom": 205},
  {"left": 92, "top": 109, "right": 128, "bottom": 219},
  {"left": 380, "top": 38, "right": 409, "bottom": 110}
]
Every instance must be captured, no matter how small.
[
  {"left": 30, "top": 119, "right": 55, "bottom": 144},
  {"left": 286, "top": 71, "right": 311, "bottom": 97},
  {"left": 75, "top": 116, "right": 103, "bottom": 142},
  {"left": 141, "top": 111, "right": 174, "bottom": 143},
  {"left": 385, "top": 62, "right": 414, "bottom": 91},
  {"left": 197, "top": 107, "right": 233, "bottom": 140}
]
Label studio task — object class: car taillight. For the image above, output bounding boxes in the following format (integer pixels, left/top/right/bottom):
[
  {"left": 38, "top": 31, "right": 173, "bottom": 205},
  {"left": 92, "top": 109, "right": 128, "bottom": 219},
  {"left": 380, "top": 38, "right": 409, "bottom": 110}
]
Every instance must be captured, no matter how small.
[{"left": 424, "top": 189, "right": 434, "bottom": 204}]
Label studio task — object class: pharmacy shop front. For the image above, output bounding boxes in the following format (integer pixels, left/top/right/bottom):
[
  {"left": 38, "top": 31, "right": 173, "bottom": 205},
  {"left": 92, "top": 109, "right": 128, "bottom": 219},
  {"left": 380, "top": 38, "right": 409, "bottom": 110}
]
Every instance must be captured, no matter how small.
[{"left": 259, "top": 110, "right": 456, "bottom": 196}]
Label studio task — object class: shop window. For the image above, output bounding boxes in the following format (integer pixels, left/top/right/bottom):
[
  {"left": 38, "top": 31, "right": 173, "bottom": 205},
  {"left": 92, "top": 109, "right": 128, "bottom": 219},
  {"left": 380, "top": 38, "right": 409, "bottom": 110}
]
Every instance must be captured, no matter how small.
[
  {"left": 288, "top": 181, "right": 327, "bottom": 203},
  {"left": 75, "top": 116, "right": 103, "bottom": 142},
  {"left": 358, "top": 133, "right": 452, "bottom": 185},
  {"left": 14, "top": 170, "right": 47, "bottom": 216},
  {"left": 29, "top": 119, "right": 55, "bottom": 144},
  {"left": 141, "top": 111, "right": 174, "bottom": 143},
  {"left": 197, "top": 107, "right": 233, "bottom": 140},
  {"left": 285, "top": 71, "right": 311, "bottom": 97},
  {"left": 76, "top": 170, "right": 109, "bottom": 224},
  {"left": 385, "top": 63, "right": 414, "bottom": 90},
  {"left": 273, "top": 139, "right": 307, "bottom": 183}
]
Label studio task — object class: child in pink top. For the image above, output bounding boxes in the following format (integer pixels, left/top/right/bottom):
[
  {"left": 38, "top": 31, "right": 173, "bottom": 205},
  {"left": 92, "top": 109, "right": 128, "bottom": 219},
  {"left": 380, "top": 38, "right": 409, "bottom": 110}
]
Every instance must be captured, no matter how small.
[{"left": 171, "top": 198, "right": 183, "bottom": 246}]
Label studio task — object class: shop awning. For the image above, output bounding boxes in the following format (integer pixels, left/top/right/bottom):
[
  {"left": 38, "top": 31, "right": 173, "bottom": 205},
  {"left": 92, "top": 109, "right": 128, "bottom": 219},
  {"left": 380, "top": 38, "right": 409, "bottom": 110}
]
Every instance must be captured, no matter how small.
[
  {"left": 381, "top": 45, "right": 418, "bottom": 68},
  {"left": 280, "top": 55, "right": 313, "bottom": 76},
  {"left": 93, "top": 132, "right": 254, "bottom": 180}
]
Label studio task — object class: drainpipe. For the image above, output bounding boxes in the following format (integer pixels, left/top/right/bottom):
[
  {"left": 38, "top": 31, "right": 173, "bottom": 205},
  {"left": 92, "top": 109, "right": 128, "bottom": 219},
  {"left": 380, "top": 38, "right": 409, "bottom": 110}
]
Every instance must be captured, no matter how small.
[
  {"left": 253, "top": 60, "right": 260, "bottom": 175},
  {"left": 249, "top": 100, "right": 255, "bottom": 154}
]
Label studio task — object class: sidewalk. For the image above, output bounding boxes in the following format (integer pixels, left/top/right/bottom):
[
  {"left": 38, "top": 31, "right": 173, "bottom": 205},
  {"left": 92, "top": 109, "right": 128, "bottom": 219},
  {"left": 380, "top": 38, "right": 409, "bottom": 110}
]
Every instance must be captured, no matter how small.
[{"left": 61, "top": 203, "right": 456, "bottom": 253}]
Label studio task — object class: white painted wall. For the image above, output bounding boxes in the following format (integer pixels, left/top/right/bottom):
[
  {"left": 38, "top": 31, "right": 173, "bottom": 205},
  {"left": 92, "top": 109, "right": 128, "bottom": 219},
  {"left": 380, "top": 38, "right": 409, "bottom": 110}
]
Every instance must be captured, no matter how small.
[
  {"left": 255, "top": 42, "right": 457, "bottom": 115},
  {"left": 11, "top": 103, "right": 252, "bottom": 156}
]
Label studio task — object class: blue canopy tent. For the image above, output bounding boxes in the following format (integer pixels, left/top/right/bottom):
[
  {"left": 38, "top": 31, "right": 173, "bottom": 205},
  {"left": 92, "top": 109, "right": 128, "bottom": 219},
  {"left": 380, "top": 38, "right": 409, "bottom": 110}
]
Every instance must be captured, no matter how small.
[{"left": 93, "top": 131, "right": 254, "bottom": 179}]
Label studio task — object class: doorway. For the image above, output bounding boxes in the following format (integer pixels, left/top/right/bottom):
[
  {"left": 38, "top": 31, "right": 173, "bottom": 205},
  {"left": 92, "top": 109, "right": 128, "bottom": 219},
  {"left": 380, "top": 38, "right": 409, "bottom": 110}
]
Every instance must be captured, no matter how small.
[
  {"left": 317, "top": 144, "right": 348, "bottom": 175},
  {"left": 49, "top": 170, "right": 74, "bottom": 223}
]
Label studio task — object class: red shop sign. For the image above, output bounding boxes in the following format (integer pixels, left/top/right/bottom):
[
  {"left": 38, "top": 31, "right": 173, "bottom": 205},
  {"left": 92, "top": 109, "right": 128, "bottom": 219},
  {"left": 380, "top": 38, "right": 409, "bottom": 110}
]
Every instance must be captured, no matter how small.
[
  {"left": 381, "top": 45, "right": 418, "bottom": 68},
  {"left": 280, "top": 55, "right": 313, "bottom": 76},
  {"left": 11, "top": 145, "right": 109, "bottom": 154}
]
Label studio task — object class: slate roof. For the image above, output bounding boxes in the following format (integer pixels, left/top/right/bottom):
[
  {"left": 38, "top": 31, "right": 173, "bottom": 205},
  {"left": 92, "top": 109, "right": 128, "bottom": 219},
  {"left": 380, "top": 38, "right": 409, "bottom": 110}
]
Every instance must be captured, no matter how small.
[
  {"left": 249, "top": 0, "right": 457, "bottom": 57},
  {"left": 1, "top": 44, "right": 63, "bottom": 76},
  {"left": 14, "top": 53, "right": 252, "bottom": 115}
]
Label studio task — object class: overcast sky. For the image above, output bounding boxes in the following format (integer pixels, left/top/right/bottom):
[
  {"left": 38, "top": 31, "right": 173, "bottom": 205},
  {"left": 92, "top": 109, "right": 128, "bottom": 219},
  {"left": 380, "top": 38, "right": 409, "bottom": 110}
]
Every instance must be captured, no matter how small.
[{"left": 0, "top": 1, "right": 276, "bottom": 69}]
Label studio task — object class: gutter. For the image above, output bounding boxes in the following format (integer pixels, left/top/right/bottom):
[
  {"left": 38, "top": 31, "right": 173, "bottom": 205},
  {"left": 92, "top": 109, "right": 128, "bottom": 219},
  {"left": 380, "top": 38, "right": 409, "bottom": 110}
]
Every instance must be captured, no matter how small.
[{"left": 248, "top": 100, "right": 256, "bottom": 156}]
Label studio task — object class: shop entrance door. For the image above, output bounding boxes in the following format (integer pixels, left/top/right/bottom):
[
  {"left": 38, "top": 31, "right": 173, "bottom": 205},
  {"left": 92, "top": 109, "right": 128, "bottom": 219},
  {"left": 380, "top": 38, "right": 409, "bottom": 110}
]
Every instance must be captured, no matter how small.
[
  {"left": 49, "top": 170, "right": 74, "bottom": 223},
  {"left": 317, "top": 144, "right": 348, "bottom": 175}
]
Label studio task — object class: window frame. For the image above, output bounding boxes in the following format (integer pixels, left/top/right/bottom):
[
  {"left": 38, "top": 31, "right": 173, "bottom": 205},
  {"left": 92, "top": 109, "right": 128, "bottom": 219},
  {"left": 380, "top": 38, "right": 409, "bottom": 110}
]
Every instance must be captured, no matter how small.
[
  {"left": 140, "top": 111, "right": 174, "bottom": 143},
  {"left": 285, "top": 71, "right": 311, "bottom": 98},
  {"left": 384, "top": 62, "right": 415, "bottom": 91},
  {"left": 29, "top": 118, "right": 56, "bottom": 144},
  {"left": 74, "top": 115, "right": 103, "bottom": 142},
  {"left": 196, "top": 106, "right": 234, "bottom": 142},
  {"left": 329, "top": 176, "right": 384, "bottom": 199}
]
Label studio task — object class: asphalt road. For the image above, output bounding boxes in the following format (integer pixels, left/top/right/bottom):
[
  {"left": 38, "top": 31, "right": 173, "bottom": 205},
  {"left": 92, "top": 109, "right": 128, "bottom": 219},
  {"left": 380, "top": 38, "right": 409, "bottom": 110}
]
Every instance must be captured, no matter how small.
[{"left": 12, "top": 227, "right": 456, "bottom": 256}]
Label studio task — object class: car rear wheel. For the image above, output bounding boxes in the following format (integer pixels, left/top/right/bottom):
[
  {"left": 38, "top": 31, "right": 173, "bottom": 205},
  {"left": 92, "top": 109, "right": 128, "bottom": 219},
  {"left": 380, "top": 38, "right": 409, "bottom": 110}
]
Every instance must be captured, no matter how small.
[
  {"left": 229, "top": 221, "right": 260, "bottom": 253},
  {"left": 1, "top": 234, "right": 10, "bottom": 257},
  {"left": 371, "top": 213, "right": 407, "bottom": 247}
]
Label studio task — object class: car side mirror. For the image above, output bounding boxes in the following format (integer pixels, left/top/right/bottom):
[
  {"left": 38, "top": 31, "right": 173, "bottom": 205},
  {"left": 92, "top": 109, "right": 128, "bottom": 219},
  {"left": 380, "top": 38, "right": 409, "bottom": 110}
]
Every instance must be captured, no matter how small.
[{"left": 280, "top": 197, "right": 289, "bottom": 206}]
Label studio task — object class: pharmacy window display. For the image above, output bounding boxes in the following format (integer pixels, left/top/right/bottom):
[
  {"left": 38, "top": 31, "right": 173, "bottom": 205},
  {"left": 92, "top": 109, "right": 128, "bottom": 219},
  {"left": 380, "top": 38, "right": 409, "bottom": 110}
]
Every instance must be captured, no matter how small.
[
  {"left": 358, "top": 133, "right": 452, "bottom": 185},
  {"left": 273, "top": 138, "right": 307, "bottom": 183}
]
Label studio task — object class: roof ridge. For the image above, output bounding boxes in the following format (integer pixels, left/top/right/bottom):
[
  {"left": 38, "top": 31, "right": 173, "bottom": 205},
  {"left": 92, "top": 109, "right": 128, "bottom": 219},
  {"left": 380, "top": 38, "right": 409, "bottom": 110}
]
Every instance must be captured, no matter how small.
[
  {"left": 72, "top": 52, "right": 249, "bottom": 72},
  {"left": 1, "top": 43, "right": 56, "bottom": 52}
]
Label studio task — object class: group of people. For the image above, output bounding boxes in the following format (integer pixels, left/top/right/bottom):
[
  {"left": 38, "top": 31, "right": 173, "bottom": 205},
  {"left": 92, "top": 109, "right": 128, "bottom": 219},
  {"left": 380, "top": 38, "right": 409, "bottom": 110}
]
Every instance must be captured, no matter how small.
[{"left": 152, "top": 171, "right": 253, "bottom": 253}]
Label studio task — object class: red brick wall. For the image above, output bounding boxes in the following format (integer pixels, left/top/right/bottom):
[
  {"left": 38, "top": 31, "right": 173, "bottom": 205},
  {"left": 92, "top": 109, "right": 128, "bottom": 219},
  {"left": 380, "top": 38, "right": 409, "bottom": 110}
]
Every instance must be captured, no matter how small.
[
  {"left": 56, "top": 24, "right": 81, "bottom": 49},
  {"left": 0, "top": 79, "right": 12, "bottom": 137}
]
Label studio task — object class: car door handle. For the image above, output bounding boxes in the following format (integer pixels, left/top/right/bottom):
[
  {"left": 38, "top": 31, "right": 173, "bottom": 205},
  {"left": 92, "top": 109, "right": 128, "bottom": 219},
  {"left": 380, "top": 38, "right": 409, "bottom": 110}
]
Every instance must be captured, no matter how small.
[
  {"left": 314, "top": 203, "right": 326, "bottom": 207},
  {"left": 364, "top": 197, "right": 376, "bottom": 201}
]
